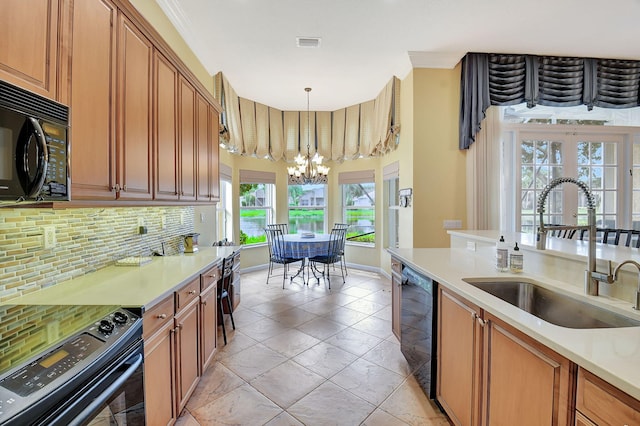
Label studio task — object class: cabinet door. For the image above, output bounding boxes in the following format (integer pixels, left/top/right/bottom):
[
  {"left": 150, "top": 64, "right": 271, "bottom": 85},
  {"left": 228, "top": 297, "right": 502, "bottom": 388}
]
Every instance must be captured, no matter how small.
[
  {"left": 175, "top": 297, "right": 200, "bottom": 412},
  {"left": 196, "top": 94, "right": 211, "bottom": 201},
  {"left": 69, "top": 0, "right": 117, "bottom": 200},
  {"left": 200, "top": 284, "right": 217, "bottom": 371},
  {"left": 482, "top": 313, "right": 574, "bottom": 426},
  {"left": 117, "top": 15, "right": 153, "bottom": 200},
  {"left": 144, "top": 319, "right": 177, "bottom": 426},
  {"left": 178, "top": 77, "right": 196, "bottom": 201},
  {"left": 437, "top": 288, "right": 482, "bottom": 426},
  {"left": 0, "top": 0, "right": 60, "bottom": 100},
  {"left": 153, "top": 52, "right": 178, "bottom": 200}
]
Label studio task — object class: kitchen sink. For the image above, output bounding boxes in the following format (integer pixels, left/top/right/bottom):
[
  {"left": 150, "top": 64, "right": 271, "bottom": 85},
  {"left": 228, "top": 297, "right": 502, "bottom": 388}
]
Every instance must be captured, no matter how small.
[{"left": 462, "top": 278, "right": 640, "bottom": 329}]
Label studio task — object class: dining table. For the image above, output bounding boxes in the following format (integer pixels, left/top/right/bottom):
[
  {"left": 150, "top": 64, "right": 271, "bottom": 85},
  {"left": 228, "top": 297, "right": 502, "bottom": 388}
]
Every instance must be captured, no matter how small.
[{"left": 280, "top": 233, "right": 333, "bottom": 285}]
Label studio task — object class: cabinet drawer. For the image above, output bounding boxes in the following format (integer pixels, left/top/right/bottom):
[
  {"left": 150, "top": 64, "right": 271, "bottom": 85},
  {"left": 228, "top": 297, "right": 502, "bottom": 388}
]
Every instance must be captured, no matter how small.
[
  {"left": 176, "top": 277, "right": 200, "bottom": 312},
  {"left": 577, "top": 368, "right": 640, "bottom": 426},
  {"left": 391, "top": 258, "right": 402, "bottom": 274},
  {"left": 143, "top": 295, "right": 174, "bottom": 338},
  {"left": 200, "top": 264, "right": 220, "bottom": 292}
]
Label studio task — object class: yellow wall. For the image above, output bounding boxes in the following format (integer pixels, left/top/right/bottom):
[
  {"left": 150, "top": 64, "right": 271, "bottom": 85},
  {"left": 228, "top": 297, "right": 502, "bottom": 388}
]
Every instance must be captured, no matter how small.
[{"left": 412, "top": 67, "right": 466, "bottom": 248}]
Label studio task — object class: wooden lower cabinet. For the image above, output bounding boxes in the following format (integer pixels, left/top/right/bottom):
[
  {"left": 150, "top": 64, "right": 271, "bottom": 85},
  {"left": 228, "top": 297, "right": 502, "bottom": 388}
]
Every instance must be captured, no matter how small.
[
  {"left": 576, "top": 367, "right": 640, "bottom": 426},
  {"left": 437, "top": 287, "right": 482, "bottom": 426},
  {"left": 437, "top": 287, "right": 574, "bottom": 426},
  {"left": 144, "top": 317, "right": 176, "bottom": 426},
  {"left": 175, "top": 295, "right": 200, "bottom": 413},
  {"left": 200, "top": 283, "right": 217, "bottom": 371},
  {"left": 482, "top": 313, "right": 575, "bottom": 426}
]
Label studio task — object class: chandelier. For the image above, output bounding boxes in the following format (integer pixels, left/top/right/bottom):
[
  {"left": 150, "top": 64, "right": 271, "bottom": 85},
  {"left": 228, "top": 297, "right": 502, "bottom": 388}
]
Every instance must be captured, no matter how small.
[{"left": 287, "top": 87, "right": 330, "bottom": 184}]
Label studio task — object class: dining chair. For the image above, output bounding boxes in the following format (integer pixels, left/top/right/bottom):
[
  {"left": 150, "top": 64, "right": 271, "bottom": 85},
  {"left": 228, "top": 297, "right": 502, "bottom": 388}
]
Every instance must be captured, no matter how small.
[
  {"left": 264, "top": 227, "right": 303, "bottom": 289},
  {"left": 309, "top": 227, "right": 347, "bottom": 289},
  {"left": 332, "top": 223, "right": 349, "bottom": 276},
  {"left": 217, "top": 255, "right": 236, "bottom": 345}
]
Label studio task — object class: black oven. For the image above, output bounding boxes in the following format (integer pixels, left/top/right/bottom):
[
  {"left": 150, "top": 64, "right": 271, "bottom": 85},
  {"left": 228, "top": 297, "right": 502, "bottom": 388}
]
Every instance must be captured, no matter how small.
[
  {"left": 0, "top": 307, "right": 144, "bottom": 425},
  {"left": 0, "top": 79, "right": 70, "bottom": 202}
]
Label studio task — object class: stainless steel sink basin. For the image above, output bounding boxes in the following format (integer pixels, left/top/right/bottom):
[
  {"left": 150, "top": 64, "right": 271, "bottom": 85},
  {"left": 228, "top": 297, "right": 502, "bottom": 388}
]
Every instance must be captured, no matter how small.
[{"left": 462, "top": 279, "right": 640, "bottom": 329}]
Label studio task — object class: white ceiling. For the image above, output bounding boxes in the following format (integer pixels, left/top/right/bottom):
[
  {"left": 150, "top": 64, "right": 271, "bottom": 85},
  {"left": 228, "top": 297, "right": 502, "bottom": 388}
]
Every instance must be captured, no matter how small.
[{"left": 156, "top": 0, "right": 640, "bottom": 111}]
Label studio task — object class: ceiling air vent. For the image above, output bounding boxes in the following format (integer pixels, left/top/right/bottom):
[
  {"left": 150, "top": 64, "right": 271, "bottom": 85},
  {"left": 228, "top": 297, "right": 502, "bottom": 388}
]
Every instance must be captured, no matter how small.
[{"left": 296, "top": 37, "right": 321, "bottom": 48}]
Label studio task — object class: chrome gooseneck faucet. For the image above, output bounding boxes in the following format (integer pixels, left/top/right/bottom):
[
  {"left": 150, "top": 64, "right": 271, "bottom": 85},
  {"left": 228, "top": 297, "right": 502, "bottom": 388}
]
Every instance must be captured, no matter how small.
[
  {"left": 613, "top": 260, "right": 640, "bottom": 310},
  {"left": 536, "top": 177, "right": 612, "bottom": 296}
]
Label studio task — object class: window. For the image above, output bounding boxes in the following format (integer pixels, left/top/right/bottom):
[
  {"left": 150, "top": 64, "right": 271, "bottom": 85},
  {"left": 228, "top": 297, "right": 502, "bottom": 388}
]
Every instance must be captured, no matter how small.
[
  {"left": 239, "top": 170, "right": 275, "bottom": 245},
  {"left": 339, "top": 170, "right": 375, "bottom": 245},
  {"left": 288, "top": 184, "right": 326, "bottom": 233},
  {"left": 383, "top": 162, "right": 399, "bottom": 249},
  {"left": 217, "top": 179, "right": 233, "bottom": 242}
]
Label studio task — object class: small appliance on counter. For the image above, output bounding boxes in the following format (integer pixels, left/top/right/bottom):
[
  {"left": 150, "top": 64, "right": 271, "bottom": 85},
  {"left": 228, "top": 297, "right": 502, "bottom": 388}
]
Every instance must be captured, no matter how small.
[{"left": 184, "top": 233, "right": 200, "bottom": 253}]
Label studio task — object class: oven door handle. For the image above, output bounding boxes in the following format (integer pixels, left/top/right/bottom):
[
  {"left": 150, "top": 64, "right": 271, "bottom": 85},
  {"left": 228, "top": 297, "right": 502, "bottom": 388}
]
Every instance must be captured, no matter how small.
[{"left": 55, "top": 352, "right": 143, "bottom": 426}]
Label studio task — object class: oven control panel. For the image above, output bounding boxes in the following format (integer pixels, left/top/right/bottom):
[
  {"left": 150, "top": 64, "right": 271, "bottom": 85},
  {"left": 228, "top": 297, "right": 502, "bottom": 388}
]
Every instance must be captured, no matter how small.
[{"left": 0, "top": 308, "right": 140, "bottom": 423}]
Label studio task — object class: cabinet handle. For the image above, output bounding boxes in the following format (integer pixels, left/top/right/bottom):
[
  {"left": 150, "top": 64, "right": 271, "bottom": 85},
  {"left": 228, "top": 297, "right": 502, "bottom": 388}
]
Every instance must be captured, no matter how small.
[
  {"left": 110, "top": 184, "right": 120, "bottom": 192},
  {"left": 176, "top": 323, "right": 183, "bottom": 330},
  {"left": 122, "top": 185, "right": 127, "bottom": 191},
  {"left": 188, "top": 290, "right": 197, "bottom": 295},
  {"left": 156, "top": 313, "right": 167, "bottom": 319},
  {"left": 476, "top": 316, "right": 487, "bottom": 327},
  {"left": 202, "top": 300, "right": 207, "bottom": 306}
]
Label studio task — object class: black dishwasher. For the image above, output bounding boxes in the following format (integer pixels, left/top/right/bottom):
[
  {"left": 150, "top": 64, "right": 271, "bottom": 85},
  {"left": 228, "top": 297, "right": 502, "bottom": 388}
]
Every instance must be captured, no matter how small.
[{"left": 400, "top": 265, "right": 437, "bottom": 398}]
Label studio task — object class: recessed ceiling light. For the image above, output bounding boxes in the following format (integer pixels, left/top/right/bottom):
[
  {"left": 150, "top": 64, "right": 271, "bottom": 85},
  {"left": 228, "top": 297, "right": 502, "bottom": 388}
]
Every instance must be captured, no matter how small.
[{"left": 296, "top": 37, "right": 321, "bottom": 48}]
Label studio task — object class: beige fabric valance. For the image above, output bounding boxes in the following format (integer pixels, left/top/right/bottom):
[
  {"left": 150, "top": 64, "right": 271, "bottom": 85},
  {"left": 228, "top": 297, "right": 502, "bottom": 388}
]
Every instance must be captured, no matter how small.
[{"left": 214, "top": 73, "right": 400, "bottom": 162}]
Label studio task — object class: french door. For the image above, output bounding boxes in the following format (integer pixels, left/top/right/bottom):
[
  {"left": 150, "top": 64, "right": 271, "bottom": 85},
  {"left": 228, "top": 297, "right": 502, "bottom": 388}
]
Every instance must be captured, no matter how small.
[{"left": 517, "top": 131, "right": 625, "bottom": 234}]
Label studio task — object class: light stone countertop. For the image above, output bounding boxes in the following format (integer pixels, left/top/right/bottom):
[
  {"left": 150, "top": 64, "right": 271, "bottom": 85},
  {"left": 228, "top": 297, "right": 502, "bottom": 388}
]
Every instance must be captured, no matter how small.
[
  {"left": 388, "top": 246, "right": 640, "bottom": 401},
  {"left": 4, "top": 246, "right": 237, "bottom": 310}
]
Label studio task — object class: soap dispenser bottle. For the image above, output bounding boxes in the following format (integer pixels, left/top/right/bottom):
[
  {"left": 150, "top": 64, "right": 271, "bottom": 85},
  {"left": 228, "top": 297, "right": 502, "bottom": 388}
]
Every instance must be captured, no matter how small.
[
  {"left": 510, "top": 242, "right": 523, "bottom": 273},
  {"left": 496, "top": 236, "right": 509, "bottom": 272}
]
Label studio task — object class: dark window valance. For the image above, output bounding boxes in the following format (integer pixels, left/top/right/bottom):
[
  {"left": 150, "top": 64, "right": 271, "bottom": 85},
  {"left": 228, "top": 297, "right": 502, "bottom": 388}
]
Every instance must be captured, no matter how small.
[{"left": 459, "top": 53, "right": 640, "bottom": 149}]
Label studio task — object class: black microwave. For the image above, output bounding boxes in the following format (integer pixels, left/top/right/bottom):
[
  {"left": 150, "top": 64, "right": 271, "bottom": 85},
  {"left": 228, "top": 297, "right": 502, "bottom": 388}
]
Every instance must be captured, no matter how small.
[{"left": 0, "top": 80, "right": 70, "bottom": 203}]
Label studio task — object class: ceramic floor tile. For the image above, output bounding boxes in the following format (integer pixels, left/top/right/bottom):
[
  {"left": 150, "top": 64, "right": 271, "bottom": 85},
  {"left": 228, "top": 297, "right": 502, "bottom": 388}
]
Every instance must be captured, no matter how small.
[
  {"left": 300, "top": 298, "right": 341, "bottom": 315},
  {"left": 340, "top": 285, "right": 376, "bottom": 298},
  {"left": 272, "top": 306, "right": 318, "bottom": 327},
  {"left": 295, "top": 316, "right": 348, "bottom": 340},
  {"left": 237, "top": 315, "right": 289, "bottom": 342},
  {"left": 174, "top": 409, "right": 200, "bottom": 426},
  {"left": 325, "top": 327, "right": 384, "bottom": 356},
  {"left": 251, "top": 299, "right": 299, "bottom": 316},
  {"left": 250, "top": 359, "right": 325, "bottom": 408},
  {"left": 186, "top": 362, "right": 245, "bottom": 412},
  {"left": 325, "top": 305, "right": 370, "bottom": 326},
  {"left": 215, "top": 330, "right": 258, "bottom": 357},
  {"left": 362, "top": 409, "right": 411, "bottom": 426},
  {"left": 190, "top": 383, "right": 283, "bottom": 425},
  {"left": 379, "top": 376, "right": 449, "bottom": 426},
  {"left": 293, "top": 341, "right": 358, "bottom": 378},
  {"left": 323, "top": 291, "right": 360, "bottom": 306},
  {"left": 230, "top": 308, "right": 266, "bottom": 328},
  {"left": 264, "top": 411, "right": 305, "bottom": 426},
  {"left": 330, "top": 358, "right": 405, "bottom": 406},
  {"left": 363, "top": 289, "right": 393, "bottom": 305},
  {"left": 262, "top": 328, "right": 321, "bottom": 358},
  {"left": 343, "top": 298, "right": 388, "bottom": 315},
  {"left": 350, "top": 315, "right": 394, "bottom": 339},
  {"left": 362, "top": 339, "right": 412, "bottom": 377},
  {"left": 288, "top": 381, "right": 375, "bottom": 426},
  {"left": 373, "top": 305, "right": 393, "bottom": 320},
  {"left": 219, "top": 343, "right": 288, "bottom": 381}
]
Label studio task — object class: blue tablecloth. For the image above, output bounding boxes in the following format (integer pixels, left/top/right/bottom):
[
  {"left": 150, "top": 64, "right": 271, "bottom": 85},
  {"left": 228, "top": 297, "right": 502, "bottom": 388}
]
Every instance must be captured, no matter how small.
[{"left": 280, "top": 234, "right": 332, "bottom": 258}]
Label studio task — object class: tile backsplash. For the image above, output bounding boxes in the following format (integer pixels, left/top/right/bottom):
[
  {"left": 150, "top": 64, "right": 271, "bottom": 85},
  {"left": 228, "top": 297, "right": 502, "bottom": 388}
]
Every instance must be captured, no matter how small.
[{"left": 0, "top": 206, "right": 195, "bottom": 301}]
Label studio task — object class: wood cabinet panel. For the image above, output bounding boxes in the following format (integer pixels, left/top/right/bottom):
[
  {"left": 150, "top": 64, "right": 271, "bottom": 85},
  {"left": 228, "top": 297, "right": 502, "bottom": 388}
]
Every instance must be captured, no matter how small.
[
  {"left": 176, "top": 277, "right": 200, "bottom": 312},
  {"left": 117, "top": 15, "right": 153, "bottom": 200},
  {"left": 577, "top": 368, "right": 640, "bottom": 426},
  {"left": 0, "top": 0, "right": 60, "bottom": 100},
  {"left": 179, "top": 77, "right": 196, "bottom": 201},
  {"left": 482, "top": 314, "right": 574, "bottom": 426},
  {"left": 201, "top": 264, "right": 221, "bottom": 292},
  {"left": 144, "top": 319, "right": 176, "bottom": 426},
  {"left": 175, "top": 297, "right": 200, "bottom": 412},
  {"left": 142, "top": 294, "right": 174, "bottom": 339},
  {"left": 200, "top": 284, "right": 217, "bottom": 371},
  {"left": 208, "top": 106, "right": 220, "bottom": 201},
  {"left": 69, "top": 0, "right": 117, "bottom": 200},
  {"left": 437, "top": 288, "right": 482, "bottom": 426},
  {"left": 153, "top": 52, "right": 178, "bottom": 200},
  {"left": 196, "top": 94, "right": 211, "bottom": 201}
]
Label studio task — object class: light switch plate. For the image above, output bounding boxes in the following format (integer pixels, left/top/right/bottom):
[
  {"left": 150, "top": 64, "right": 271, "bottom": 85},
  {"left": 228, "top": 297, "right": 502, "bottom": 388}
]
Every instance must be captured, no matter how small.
[{"left": 43, "top": 226, "right": 56, "bottom": 249}]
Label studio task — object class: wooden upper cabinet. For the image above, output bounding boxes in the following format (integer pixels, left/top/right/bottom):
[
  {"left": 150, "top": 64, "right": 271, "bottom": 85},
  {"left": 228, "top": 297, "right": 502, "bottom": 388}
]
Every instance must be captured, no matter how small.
[
  {"left": 153, "top": 52, "right": 179, "bottom": 201},
  {"left": 117, "top": 15, "right": 153, "bottom": 200},
  {"left": 208, "top": 105, "right": 220, "bottom": 201},
  {"left": 0, "top": 0, "right": 62, "bottom": 100},
  {"left": 69, "top": 0, "right": 117, "bottom": 200},
  {"left": 196, "top": 94, "right": 210, "bottom": 201},
  {"left": 179, "top": 77, "right": 197, "bottom": 201}
]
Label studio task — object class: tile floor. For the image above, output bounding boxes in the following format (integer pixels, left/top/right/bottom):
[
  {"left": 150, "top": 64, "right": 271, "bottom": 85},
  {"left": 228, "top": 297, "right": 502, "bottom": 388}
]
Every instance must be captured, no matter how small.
[{"left": 175, "top": 265, "right": 451, "bottom": 426}]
